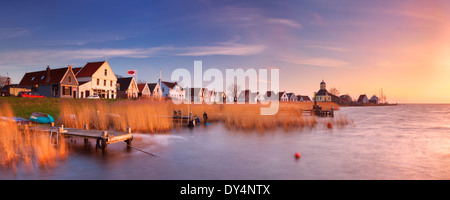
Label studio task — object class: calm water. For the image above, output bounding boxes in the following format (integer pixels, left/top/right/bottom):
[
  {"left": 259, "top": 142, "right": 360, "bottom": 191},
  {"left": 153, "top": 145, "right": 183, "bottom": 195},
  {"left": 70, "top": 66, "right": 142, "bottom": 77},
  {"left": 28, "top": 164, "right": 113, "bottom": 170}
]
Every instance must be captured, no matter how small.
[{"left": 2, "top": 104, "right": 450, "bottom": 180}]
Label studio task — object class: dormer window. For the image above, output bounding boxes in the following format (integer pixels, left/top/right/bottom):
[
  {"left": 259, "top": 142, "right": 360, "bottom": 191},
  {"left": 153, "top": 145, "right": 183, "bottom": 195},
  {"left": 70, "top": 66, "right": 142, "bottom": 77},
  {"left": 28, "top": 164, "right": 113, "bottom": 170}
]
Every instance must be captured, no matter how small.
[
  {"left": 41, "top": 75, "right": 45, "bottom": 80},
  {"left": 31, "top": 77, "right": 35, "bottom": 81}
]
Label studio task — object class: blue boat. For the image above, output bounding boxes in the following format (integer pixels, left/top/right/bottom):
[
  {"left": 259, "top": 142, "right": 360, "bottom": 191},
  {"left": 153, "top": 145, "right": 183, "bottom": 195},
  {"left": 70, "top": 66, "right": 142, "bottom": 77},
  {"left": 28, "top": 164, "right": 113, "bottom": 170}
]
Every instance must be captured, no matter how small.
[{"left": 29, "top": 112, "right": 54, "bottom": 124}]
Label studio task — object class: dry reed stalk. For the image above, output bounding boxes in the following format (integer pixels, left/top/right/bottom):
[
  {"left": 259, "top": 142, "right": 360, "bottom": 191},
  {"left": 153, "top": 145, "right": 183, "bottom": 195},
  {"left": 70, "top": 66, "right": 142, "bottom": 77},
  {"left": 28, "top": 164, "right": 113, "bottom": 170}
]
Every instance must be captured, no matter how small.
[
  {"left": 58, "top": 99, "right": 342, "bottom": 133},
  {"left": 0, "top": 102, "right": 67, "bottom": 175}
]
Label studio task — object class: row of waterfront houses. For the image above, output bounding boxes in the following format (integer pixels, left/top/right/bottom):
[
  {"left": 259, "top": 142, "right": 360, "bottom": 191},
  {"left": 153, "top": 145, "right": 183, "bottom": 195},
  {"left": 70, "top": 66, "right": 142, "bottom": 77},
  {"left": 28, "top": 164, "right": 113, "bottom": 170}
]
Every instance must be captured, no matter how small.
[{"left": 2, "top": 60, "right": 380, "bottom": 104}]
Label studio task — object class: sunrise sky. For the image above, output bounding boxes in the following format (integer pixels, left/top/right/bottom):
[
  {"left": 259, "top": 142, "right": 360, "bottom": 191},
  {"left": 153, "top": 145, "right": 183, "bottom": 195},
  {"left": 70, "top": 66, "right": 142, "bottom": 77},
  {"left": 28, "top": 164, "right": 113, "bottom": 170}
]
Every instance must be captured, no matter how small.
[{"left": 1, "top": 0, "right": 449, "bottom": 103}]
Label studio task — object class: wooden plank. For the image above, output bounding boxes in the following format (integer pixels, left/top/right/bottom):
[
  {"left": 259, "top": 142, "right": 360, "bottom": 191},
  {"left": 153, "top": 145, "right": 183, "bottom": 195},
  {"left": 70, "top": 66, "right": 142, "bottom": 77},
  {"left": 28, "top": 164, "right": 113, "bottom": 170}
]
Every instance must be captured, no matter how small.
[{"left": 28, "top": 126, "right": 133, "bottom": 144}]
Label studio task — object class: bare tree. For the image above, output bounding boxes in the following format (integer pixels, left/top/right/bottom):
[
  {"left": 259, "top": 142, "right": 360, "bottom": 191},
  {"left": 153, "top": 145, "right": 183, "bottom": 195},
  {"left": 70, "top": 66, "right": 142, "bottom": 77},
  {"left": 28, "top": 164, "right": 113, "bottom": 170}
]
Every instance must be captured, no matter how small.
[
  {"left": 227, "top": 83, "right": 241, "bottom": 102},
  {"left": 329, "top": 87, "right": 340, "bottom": 96},
  {"left": 0, "top": 75, "right": 8, "bottom": 88}
]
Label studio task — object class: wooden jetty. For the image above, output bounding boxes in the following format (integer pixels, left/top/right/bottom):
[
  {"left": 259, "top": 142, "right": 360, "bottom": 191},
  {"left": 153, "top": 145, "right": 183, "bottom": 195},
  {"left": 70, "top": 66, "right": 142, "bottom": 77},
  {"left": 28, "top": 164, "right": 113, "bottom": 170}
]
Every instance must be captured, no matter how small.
[{"left": 26, "top": 125, "right": 133, "bottom": 152}]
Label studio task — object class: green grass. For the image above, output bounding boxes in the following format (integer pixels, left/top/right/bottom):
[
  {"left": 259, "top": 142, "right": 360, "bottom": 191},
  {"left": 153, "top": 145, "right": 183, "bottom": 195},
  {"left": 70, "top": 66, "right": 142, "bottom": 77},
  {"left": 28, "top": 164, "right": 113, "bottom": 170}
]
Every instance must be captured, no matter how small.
[
  {"left": 0, "top": 97, "right": 128, "bottom": 120},
  {"left": 0, "top": 97, "right": 60, "bottom": 119}
]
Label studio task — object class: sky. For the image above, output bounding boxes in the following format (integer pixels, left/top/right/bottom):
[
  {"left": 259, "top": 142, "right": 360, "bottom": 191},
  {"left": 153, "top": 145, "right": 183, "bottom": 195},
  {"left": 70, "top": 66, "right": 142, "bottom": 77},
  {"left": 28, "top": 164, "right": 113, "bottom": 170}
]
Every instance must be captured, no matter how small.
[{"left": 1, "top": 0, "right": 450, "bottom": 103}]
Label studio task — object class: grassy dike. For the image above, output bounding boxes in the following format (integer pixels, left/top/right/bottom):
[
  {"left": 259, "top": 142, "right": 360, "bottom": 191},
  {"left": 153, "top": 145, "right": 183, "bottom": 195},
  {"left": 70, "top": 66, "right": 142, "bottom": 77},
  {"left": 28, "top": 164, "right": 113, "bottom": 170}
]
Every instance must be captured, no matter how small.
[{"left": 0, "top": 97, "right": 123, "bottom": 120}]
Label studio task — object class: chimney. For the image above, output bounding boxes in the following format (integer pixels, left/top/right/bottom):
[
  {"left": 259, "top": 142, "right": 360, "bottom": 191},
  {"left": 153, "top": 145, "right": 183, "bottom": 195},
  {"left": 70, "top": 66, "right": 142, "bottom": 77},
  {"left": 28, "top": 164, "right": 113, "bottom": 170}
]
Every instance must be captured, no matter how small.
[{"left": 46, "top": 65, "right": 51, "bottom": 82}]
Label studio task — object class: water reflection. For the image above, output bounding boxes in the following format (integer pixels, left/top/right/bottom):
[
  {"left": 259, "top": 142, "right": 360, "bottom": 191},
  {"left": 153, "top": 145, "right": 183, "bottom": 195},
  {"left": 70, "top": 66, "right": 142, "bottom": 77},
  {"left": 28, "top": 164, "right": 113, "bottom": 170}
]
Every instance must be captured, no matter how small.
[{"left": 3, "top": 104, "right": 450, "bottom": 179}]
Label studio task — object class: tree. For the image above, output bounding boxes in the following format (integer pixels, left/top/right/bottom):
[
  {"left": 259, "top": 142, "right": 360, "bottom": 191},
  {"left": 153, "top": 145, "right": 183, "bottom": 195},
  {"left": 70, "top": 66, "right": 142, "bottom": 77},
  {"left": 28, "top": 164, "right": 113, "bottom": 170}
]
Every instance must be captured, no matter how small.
[
  {"left": 227, "top": 83, "right": 241, "bottom": 102},
  {"left": 329, "top": 87, "right": 340, "bottom": 96},
  {"left": 0, "top": 75, "right": 8, "bottom": 88}
]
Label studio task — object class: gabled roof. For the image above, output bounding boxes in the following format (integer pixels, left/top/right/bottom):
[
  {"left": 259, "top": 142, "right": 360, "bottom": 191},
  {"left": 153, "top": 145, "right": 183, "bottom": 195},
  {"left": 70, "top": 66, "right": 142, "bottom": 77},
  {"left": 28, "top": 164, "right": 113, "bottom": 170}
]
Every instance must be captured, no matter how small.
[
  {"left": 148, "top": 83, "right": 157, "bottom": 93},
  {"left": 161, "top": 81, "right": 177, "bottom": 89},
  {"left": 316, "top": 89, "right": 329, "bottom": 96},
  {"left": 19, "top": 67, "right": 70, "bottom": 86},
  {"left": 72, "top": 67, "right": 82, "bottom": 75},
  {"left": 117, "top": 77, "right": 134, "bottom": 91},
  {"left": 278, "top": 91, "right": 286, "bottom": 100},
  {"left": 75, "top": 61, "right": 105, "bottom": 77},
  {"left": 357, "top": 94, "right": 368, "bottom": 102},
  {"left": 297, "top": 95, "right": 311, "bottom": 101},
  {"left": 137, "top": 83, "right": 148, "bottom": 92}
]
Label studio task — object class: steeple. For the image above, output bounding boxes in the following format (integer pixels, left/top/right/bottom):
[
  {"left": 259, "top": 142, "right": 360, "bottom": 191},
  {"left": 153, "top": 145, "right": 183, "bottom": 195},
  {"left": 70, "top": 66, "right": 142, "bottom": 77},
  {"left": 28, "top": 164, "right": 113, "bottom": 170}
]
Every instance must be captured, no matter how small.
[{"left": 320, "top": 79, "right": 326, "bottom": 90}]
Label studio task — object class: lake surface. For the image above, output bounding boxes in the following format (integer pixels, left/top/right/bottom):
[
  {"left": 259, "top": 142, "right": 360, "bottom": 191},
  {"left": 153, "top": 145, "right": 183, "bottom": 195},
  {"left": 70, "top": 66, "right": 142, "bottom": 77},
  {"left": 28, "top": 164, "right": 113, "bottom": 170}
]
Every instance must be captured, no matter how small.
[{"left": 2, "top": 104, "right": 450, "bottom": 179}]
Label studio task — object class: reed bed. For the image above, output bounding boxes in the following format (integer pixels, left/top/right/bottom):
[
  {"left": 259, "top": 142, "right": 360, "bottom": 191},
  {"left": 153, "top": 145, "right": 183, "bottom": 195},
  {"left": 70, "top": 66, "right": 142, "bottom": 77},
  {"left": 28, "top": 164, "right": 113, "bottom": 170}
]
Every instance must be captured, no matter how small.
[
  {"left": 58, "top": 99, "right": 342, "bottom": 133},
  {"left": 58, "top": 99, "right": 173, "bottom": 133},
  {"left": 0, "top": 102, "right": 67, "bottom": 174}
]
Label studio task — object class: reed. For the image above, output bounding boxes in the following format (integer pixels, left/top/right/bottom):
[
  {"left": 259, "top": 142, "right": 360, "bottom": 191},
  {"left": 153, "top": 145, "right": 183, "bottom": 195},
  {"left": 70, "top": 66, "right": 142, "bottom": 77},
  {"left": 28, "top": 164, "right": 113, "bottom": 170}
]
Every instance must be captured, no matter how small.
[
  {"left": 58, "top": 99, "right": 342, "bottom": 133},
  {"left": 58, "top": 99, "right": 173, "bottom": 133},
  {"left": 0, "top": 102, "right": 67, "bottom": 174}
]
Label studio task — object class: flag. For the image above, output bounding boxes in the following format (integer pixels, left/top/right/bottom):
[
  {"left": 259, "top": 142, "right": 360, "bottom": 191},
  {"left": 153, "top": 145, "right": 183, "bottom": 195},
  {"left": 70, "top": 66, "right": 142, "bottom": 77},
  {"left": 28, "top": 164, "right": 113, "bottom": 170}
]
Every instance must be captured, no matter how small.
[{"left": 127, "top": 69, "right": 137, "bottom": 76}]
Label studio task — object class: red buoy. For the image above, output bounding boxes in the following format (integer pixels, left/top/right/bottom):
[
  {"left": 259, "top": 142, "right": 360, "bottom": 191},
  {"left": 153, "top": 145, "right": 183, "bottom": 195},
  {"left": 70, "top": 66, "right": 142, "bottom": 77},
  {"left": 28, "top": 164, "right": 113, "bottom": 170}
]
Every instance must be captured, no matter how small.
[
  {"left": 295, "top": 152, "right": 301, "bottom": 159},
  {"left": 327, "top": 123, "right": 333, "bottom": 129}
]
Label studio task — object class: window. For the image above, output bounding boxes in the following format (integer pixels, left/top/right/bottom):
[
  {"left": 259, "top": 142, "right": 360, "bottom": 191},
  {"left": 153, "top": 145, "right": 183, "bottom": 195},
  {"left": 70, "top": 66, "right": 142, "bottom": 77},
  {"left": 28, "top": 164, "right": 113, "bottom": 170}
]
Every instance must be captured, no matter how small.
[
  {"left": 97, "top": 79, "right": 100, "bottom": 85},
  {"left": 110, "top": 81, "right": 112, "bottom": 87},
  {"left": 63, "top": 86, "right": 70, "bottom": 96},
  {"left": 41, "top": 75, "right": 45, "bottom": 80},
  {"left": 68, "top": 76, "right": 71, "bottom": 83},
  {"left": 104, "top": 80, "right": 106, "bottom": 86},
  {"left": 104, "top": 69, "right": 107, "bottom": 76},
  {"left": 31, "top": 77, "right": 35, "bottom": 81}
]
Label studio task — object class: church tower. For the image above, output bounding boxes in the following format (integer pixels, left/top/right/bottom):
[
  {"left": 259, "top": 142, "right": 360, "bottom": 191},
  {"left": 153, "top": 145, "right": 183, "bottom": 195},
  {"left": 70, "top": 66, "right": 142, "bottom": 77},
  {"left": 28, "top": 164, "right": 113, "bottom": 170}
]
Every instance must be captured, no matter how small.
[{"left": 320, "top": 79, "right": 326, "bottom": 90}]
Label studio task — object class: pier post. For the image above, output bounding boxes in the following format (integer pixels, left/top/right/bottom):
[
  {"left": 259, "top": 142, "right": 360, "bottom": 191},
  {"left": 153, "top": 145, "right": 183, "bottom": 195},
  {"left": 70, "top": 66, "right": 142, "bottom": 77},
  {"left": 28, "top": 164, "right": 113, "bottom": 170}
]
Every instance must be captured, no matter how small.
[{"left": 125, "top": 127, "right": 132, "bottom": 147}]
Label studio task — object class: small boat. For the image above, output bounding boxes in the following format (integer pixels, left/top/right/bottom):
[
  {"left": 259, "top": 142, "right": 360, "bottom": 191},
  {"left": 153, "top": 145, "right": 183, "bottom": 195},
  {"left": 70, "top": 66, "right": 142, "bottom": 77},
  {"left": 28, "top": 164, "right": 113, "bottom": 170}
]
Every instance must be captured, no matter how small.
[
  {"left": 0, "top": 116, "right": 30, "bottom": 125},
  {"left": 29, "top": 112, "right": 54, "bottom": 124}
]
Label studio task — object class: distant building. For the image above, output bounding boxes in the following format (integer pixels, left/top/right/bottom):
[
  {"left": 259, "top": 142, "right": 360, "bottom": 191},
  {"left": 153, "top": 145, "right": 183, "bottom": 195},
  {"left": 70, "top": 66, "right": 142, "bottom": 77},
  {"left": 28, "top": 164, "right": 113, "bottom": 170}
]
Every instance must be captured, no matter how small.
[
  {"left": 369, "top": 95, "right": 379, "bottom": 104},
  {"left": 19, "top": 65, "right": 78, "bottom": 98},
  {"left": 279, "top": 91, "right": 288, "bottom": 101},
  {"left": 357, "top": 94, "right": 369, "bottom": 104},
  {"left": 237, "top": 90, "right": 257, "bottom": 103},
  {"left": 188, "top": 88, "right": 207, "bottom": 102},
  {"left": 137, "top": 83, "right": 151, "bottom": 98},
  {"left": 286, "top": 93, "right": 297, "bottom": 101},
  {"left": 314, "top": 80, "right": 339, "bottom": 103},
  {"left": 73, "top": 60, "right": 117, "bottom": 99},
  {"left": 339, "top": 95, "right": 352, "bottom": 104},
  {"left": 1, "top": 76, "right": 31, "bottom": 96},
  {"left": 117, "top": 77, "right": 139, "bottom": 99},
  {"left": 297, "top": 95, "right": 311, "bottom": 102}
]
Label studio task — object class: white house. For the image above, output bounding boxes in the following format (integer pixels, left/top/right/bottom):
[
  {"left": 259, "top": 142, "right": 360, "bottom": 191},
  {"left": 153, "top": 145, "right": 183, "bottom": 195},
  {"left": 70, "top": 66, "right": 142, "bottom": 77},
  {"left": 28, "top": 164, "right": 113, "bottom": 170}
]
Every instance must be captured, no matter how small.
[
  {"left": 286, "top": 93, "right": 297, "bottom": 101},
  {"left": 137, "top": 83, "right": 151, "bottom": 98},
  {"left": 117, "top": 77, "right": 139, "bottom": 99},
  {"left": 279, "top": 92, "right": 289, "bottom": 101},
  {"left": 73, "top": 60, "right": 117, "bottom": 99}
]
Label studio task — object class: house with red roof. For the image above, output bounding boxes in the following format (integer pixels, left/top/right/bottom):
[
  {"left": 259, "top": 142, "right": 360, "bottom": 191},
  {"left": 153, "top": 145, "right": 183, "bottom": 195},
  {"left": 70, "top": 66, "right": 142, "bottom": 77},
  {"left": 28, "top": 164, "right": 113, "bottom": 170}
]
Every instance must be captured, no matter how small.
[
  {"left": 137, "top": 83, "right": 151, "bottom": 98},
  {"left": 117, "top": 77, "right": 139, "bottom": 99},
  {"left": 19, "top": 65, "right": 78, "bottom": 98},
  {"left": 73, "top": 60, "right": 117, "bottom": 99}
]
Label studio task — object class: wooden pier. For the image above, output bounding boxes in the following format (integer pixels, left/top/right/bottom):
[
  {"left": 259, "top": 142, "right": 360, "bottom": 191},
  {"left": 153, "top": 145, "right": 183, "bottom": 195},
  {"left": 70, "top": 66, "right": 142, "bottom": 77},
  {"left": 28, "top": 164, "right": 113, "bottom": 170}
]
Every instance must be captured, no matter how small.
[{"left": 27, "top": 125, "right": 133, "bottom": 152}]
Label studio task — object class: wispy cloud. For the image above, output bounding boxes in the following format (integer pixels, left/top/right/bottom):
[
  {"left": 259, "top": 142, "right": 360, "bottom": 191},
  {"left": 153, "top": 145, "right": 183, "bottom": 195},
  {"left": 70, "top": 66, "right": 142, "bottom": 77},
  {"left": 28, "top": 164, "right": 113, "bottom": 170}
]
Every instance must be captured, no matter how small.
[
  {"left": 0, "top": 28, "right": 30, "bottom": 39},
  {"left": 303, "top": 44, "right": 349, "bottom": 52},
  {"left": 266, "top": 18, "right": 302, "bottom": 29},
  {"left": 285, "top": 57, "right": 349, "bottom": 68},
  {"left": 177, "top": 43, "right": 266, "bottom": 56}
]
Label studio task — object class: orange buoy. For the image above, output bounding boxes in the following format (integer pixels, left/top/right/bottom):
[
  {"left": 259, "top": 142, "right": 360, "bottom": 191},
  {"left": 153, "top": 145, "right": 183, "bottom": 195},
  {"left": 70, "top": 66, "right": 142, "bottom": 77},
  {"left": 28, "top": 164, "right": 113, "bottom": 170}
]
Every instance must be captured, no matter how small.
[
  {"left": 327, "top": 123, "right": 333, "bottom": 129},
  {"left": 295, "top": 152, "right": 301, "bottom": 159}
]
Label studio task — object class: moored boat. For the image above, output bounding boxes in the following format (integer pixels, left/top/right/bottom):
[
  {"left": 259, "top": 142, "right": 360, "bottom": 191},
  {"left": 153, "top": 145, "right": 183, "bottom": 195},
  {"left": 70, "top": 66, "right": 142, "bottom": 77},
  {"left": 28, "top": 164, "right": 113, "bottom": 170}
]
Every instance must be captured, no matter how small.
[{"left": 29, "top": 112, "right": 54, "bottom": 124}]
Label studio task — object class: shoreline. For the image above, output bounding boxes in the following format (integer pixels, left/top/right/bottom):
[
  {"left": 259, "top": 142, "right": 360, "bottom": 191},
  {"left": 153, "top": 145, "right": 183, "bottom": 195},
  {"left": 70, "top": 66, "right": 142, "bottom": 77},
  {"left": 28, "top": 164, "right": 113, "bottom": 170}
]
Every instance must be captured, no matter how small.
[{"left": 339, "top": 103, "right": 398, "bottom": 107}]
